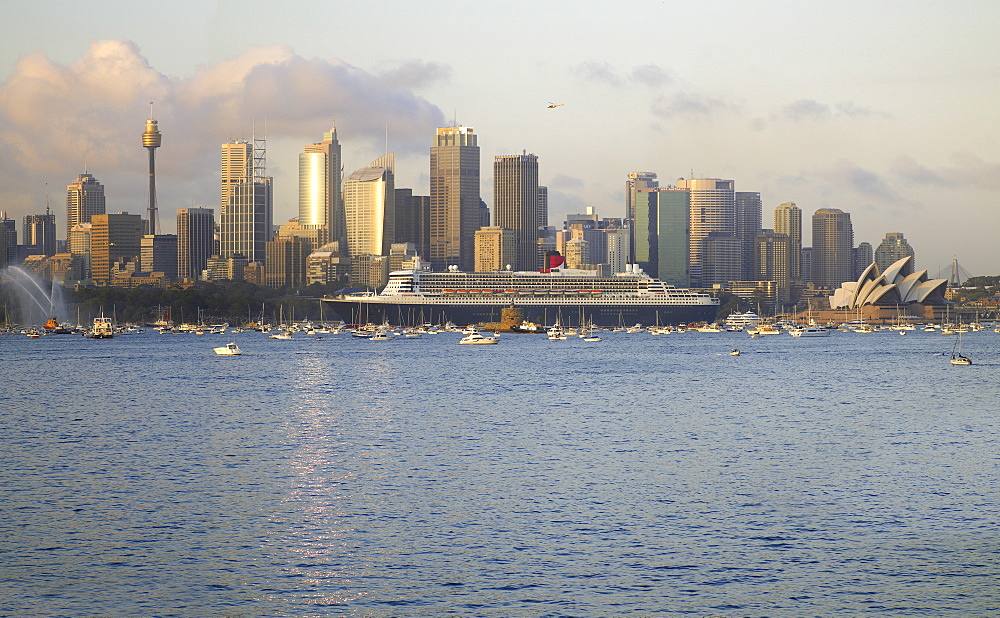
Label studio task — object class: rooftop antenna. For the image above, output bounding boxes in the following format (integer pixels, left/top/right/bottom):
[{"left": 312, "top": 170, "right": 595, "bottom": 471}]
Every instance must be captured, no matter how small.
[{"left": 45, "top": 183, "right": 50, "bottom": 216}]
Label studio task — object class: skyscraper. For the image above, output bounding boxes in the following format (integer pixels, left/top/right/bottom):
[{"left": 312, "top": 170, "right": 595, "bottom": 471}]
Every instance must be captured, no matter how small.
[
  {"left": 874, "top": 232, "right": 915, "bottom": 275},
  {"left": 773, "top": 202, "right": 802, "bottom": 282},
  {"left": 142, "top": 105, "right": 162, "bottom": 235},
  {"left": 219, "top": 138, "right": 272, "bottom": 263},
  {"left": 626, "top": 172, "right": 658, "bottom": 262},
  {"left": 66, "top": 172, "right": 106, "bottom": 230},
  {"left": 537, "top": 186, "right": 549, "bottom": 228},
  {"left": 24, "top": 213, "right": 56, "bottom": 256},
  {"left": 299, "top": 123, "right": 343, "bottom": 243},
  {"left": 394, "top": 188, "right": 430, "bottom": 259},
  {"left": 811, "top": 208, "right": 854, "bottom": 288},
  {"left": 430, "top": 126, "right": 480, "bottom": 271},
  {"left": 755, "top": 230, "right": 790, "bottom": 306},
  {"left": 141, "top": 234, "right": 178, "bottom": 279},
  {"left": 90, "top": 212, "right": 143, "bottom": 285},
  {"left": 176, "top": 207, "right": 215, "bottom": 281},
  {"left": 635, "top": 188, "right": 690, "bottom": 287},
  {"left": 854, "top": 241, "right": 873, "bottom": 279},
  {"left": 675, "top": 178, "right": 735, "bottom": 287},
  {"left": 344, "top": 153, "right": 395, "bottom": 259},
  {"left": 735, "top": 191, "right": 762, "bottom": 280},
  {"left": 1, "top": 213, "right": 17, "bottom": 266},
  {"left": 494, "top": 153, "right": 540, "bottom": 271}
]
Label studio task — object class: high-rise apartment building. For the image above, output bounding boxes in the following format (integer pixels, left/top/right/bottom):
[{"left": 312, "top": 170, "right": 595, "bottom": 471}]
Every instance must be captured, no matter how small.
[
  {"left": 773, "top": 202, "right": 802, "bottom": 282},
  {"left": 811, "top": 208, "right": 854, "bottom": 288},
  {"left": 344, "top": 153, "right": 395, "bottom": 259},
  {"left": 494, "top": 153, "right": 540, "bottom": 271},
  {"left": 66, "top": 172, "right": 106, "bottom": 230},
  {"left": 24, "top": 213, "right": 57, "bottom": 256},
  {"left": 219, "top": 138, "right": 272, "bottom": 263},
  {"left": 299, "top": 124, "right": 343, "bottom": 244},
  {"left": 874, "top": 233, "right": 915, "bottom": 275},
  {"left": 176, "top": 208, "right": 215, "bottom": 281},
  {"left": 735, "top": 192, "right": 762, "bottom": 281},
  {"left": 430, "top": 126, "right": 480, "bottom": 271},
  {"left": 854, "top": 241, "right": 873, "bottom": 279},
  {"left": 90, "top": 212, "right": 143, "bottom": 285},
  {"left": 675, "top": 178, "right": 735, "bottom": 287}
]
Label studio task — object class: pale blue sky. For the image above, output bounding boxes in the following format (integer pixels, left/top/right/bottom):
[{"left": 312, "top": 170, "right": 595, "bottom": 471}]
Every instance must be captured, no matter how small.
[{"left": 3, "top": 0, "right": 998, "bottom": 275}]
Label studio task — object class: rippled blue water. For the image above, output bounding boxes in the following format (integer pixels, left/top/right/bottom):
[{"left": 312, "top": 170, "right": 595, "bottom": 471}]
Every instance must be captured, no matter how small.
[{"left": 2, "top": 328, "right": 998, "bottom": 616}]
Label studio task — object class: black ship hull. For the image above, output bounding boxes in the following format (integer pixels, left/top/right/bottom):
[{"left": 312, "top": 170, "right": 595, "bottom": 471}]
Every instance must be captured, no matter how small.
[{"left": 324, "top": 299, "right": 717, "bottom": 327}]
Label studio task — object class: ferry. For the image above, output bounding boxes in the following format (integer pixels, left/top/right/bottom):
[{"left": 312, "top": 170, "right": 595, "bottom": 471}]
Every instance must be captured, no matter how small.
[
  {"left": 88, "top": 316, "right": 115, "bottom": 339},
  {"left": 322, "top": 259, "right": 719, "bottom": 327}
]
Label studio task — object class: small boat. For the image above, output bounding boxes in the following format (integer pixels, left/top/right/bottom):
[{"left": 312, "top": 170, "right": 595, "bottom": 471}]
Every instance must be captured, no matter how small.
[
  {"left": 459, "top": 331, "right": 499, "bottom": 345},
  {"left": 730, "top": 349, "right": 741, "bottom": 356},
  {"left": 950, "top": 331, "right": 971, "bottom": 365},
  {"left": 269, "top": 331, "right": 293, "bottom": 340},
  {"left": 214, "top": 342, "right": 242, "bottom": 356}
]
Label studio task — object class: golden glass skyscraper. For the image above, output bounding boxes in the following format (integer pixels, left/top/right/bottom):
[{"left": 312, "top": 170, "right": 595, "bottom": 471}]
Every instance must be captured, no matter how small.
[
  {"left": 773, "top": 202, "right": 802, "bottom": 281},
  {"left": 299, "top": 123, "right": 343, "bottom": 243},
  {"left": 344, "top": 153, "right": 395, "bottom": 258},
  {"left": 430, "top": 126, "right": 480, "bottom": 271}
]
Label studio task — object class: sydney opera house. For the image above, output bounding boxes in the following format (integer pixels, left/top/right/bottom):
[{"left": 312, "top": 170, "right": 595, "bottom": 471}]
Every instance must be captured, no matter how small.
[{"left": 828, "top": 256, "right": 948, "bottom": 314}]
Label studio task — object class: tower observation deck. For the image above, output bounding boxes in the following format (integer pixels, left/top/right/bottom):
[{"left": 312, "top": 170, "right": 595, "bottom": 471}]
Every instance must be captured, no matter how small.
[{"left": 143, "top": 103, "right": 162, "bottom": 236}]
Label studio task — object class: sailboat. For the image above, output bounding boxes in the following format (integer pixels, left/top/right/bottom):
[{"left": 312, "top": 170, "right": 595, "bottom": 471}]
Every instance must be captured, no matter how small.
[{"left": 950, "top": 330, "right": 972, "bottom": 365}]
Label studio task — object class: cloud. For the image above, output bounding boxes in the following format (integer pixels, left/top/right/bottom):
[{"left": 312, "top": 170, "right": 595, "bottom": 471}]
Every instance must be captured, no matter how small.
[
  {"left": 574, "top": 62, "right": 673, "bottom": 89},
  {"left": 891, "top": 154, "right": 952, "bottom": 187},
  {"left": 775, "top": 98, "right": 887, "bottom": 122},
  {"left": 0, "top": 40, "right": 446, "bottom": 219},
  {"left": 816, "top": 160, "right": 920, "bottom": 215},
  {"left": 891, "top": 152, "right": 1000, "bottom": 190},
  {"left": 651, "top": 92, "right": 740, "bottom": 119}
]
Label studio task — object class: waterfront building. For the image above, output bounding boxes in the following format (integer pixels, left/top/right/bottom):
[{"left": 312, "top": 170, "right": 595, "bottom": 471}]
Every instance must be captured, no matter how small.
[
  {"left": 474, "top": 226, "right": 516, "bottom": 272},
  {"left": 811, "top": 208, "right": 854, "bottom": 288},
  {"left": 219, "top": 139, "right": 272, "bottom": 263},
  {"left": 176, "top": 208, "right": 215, "bottom": 281},
  {"left": 299, "top": 124, "right": 343, "bottom": 244},
  {"left": 351, "top": 254, "right": 390, "bottom": 291},
  {"left": 774, "top": 202, "right": 802, "bottom": 283},
  {"left": 344, "top": 153, "right": 395, "bottom": 259},
  {"left": 429, "top": 126, "right": 480, "bottom": 271},
  {"left": 141, "top": 234, "right": 178, "bottom": 280},
  {"left": 830, "top": 256, "right": 945, "bottom": 310},
  {"left": 676, "top": 178, "right": 735, "bottom": 288},
  {"left": 874, "top": 233, "right": 915, "bottom": 276},
  {"left": 90, "top": 212, "right": 143, "bottom": 285},
  {"left": 306, "top": 242, "right": 351, "bottom": 286},
  {"left": 24, "top": 212, "right": 57, "bottom": 256},
  {"left": 494, "top": 153, "right": 540, "bottom": 272},
  {"left": 66, "top": 172, "right": 106, "bottom": 229},
  {"left": 394, "top": 188, "right": 430, "bottom": 259},
  {"left": 265, "top": 236, "right": 311, "bottom": 288}
]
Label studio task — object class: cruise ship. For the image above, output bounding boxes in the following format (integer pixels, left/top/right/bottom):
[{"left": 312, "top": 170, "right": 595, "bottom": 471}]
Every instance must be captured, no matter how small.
[{"left": 323, "top": 260, "right": 719, "bottom": 327}]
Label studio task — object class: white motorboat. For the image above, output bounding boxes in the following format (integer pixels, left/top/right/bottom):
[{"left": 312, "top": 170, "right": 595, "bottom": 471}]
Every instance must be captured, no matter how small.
[
  {"left": 789, "top": 325, "right": 830, "bottom": 337},
  {"left": 214, "top": 342, "right": 242, "bottom": 355},
  {"left": 459, "top": 331, "right": 499, "bottom": 345}
]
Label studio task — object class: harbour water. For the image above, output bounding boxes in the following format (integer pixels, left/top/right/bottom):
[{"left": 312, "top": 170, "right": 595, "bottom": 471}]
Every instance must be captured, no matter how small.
[{"left": 2, "top": 329, "right": 998, "bottom": 616}]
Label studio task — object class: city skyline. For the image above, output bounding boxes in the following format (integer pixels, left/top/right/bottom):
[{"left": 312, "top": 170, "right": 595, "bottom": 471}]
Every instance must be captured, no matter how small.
[{"left": 0, "top": 1, "right": 997, "bottom": 276}]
